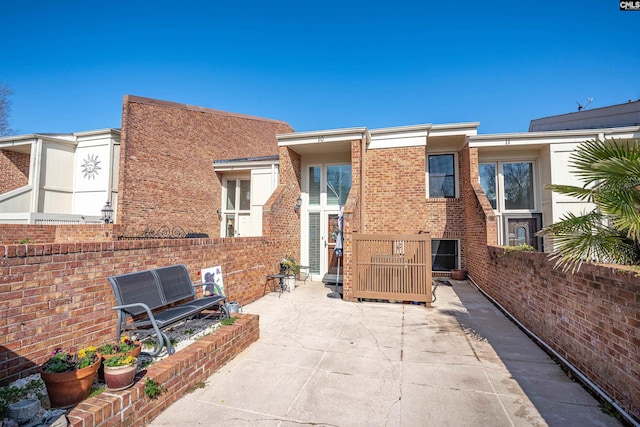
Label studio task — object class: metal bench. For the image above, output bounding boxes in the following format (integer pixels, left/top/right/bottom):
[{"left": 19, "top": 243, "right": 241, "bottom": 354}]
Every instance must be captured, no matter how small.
[{"left": 108, "top": 264, "right": 228, "bottom": 357}]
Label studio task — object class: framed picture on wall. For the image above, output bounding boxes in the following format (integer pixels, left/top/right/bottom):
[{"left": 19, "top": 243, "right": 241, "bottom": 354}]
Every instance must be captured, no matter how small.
[{"left": 201, "top": 266, "right": 224, "bottom": 297}]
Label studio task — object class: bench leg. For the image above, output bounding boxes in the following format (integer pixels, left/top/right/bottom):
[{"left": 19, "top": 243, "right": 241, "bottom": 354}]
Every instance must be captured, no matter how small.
[{"left": 220, "top": 303, "right": 230, "bottom": 319}]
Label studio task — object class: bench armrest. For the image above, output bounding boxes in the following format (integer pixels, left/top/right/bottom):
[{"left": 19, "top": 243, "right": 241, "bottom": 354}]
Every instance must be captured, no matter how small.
[
  {"left": 112, "top": 302, "right": 164, "bottom": 355},
  {"left": 112, "top": 302, "right": 154, "bottom": 317}
]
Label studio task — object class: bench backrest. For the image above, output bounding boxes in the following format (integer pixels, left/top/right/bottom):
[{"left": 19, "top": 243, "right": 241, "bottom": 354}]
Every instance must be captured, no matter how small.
[
  {"left": 154, "top": 265, "right": 196, "bottom": 303},
  {"left": 108, "top": 264, "right": 196, "bottom": 316}
]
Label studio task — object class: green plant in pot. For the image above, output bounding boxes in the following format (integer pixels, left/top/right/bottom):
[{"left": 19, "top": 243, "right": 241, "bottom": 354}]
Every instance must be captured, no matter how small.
[
  {"left": 40, "top": 346, "right": 101, "bottom": 408},
  {"left": 98, "top": 336, "right": 141, "bottom": 380},
  {"left": 279, "top": 255, "right": 300, "bottom": 291},
  {"left": 102, "top": 355, "right": 138, "bottom": 391},
  {"left": 99, "top": 336, "right": 141, "bottom": 356}
]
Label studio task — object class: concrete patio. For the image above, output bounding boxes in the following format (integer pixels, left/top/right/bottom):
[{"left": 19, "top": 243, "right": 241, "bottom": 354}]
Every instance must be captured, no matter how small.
[{"left": 148, "top": 279, "right": 619, "bottom": 426}]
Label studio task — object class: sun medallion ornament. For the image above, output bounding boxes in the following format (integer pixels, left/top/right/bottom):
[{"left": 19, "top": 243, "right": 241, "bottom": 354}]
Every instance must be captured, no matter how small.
[{"left": 81, "top": 154, "right": 101, "bottom": 180}]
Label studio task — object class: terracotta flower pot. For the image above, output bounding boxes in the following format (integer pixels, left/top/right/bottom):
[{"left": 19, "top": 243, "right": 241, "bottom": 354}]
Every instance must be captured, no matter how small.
[
  {"left": 98, "top": 342, "right": 141, "bottom": 380},
  {"left": 450, "top": 269, "right": 468, "bottom": 280},
  {"left": 103, "top": 364, "right": 137, "bottom": 391},
  {"left": 41, "top": 353, "right": 101, "bottom": 408}
]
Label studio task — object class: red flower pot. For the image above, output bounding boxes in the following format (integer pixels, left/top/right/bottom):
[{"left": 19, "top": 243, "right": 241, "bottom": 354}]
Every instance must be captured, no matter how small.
[
  {"left": 41, "top": 354, "right": 101, "bottom": 408},
  {"left": 103, "top": 364, "right": 137, "bottom": 391},
  {"left": 98, "top": 342, "right": 141, "bottom": 381}
]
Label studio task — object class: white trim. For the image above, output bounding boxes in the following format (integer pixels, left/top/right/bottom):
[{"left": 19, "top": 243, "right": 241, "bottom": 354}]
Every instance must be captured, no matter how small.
[
  {"left": 278, "top": 128, "right": 367, "bottom": 145},
  {"left": 469, "top": 125, "right": 640, "bottom": 148},
  {"left": 220, "top": 176, "right": 251, "bottom": 237},
  {"left": 213, "top": 158, "right": 278, "bottom": 172},
  {"left": 368, "top": 134, "right": 427, "bottom": 150}
]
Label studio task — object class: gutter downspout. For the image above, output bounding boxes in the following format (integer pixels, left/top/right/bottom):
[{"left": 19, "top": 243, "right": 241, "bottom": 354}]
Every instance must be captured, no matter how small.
[
  {"left": 467, "top": 275, "right": 639, "bottom": 427},
  {"left": 29, "top": 138, "right": 43, "bottom": 219}
]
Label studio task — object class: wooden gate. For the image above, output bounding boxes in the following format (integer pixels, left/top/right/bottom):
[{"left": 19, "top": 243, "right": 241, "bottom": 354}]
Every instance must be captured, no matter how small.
[{"left": 353, "top": 233, "right": 432, "bottom": 306}]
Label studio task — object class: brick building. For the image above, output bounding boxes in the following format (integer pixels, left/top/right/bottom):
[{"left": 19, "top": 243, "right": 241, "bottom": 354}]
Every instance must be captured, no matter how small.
[{"left": 2, "top": 96, "right": 639, "bottom": 298}]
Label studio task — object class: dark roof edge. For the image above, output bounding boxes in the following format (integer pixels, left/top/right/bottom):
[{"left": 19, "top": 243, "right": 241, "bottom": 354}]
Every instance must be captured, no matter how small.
[{"left": 123, "top": 95, "right": 291, "bottom": 126}]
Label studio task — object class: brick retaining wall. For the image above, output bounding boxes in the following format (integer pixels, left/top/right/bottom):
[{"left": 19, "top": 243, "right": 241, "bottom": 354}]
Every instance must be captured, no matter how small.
[
  {"left": 470, "top": 249, "right": 640, "bottom": 420},
  {"left": 66, "top": 313, "right": 259, "bottom": 427},
  {"left": 461, "top": 144, "right": 639, "bottom": 420},
  {"left": 0, "top": 237, "right": 286, "bottom": 386}
]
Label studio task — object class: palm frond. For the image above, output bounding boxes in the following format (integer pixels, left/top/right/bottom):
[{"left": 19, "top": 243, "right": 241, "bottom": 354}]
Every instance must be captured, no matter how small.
[
  {"left": 543, "top": 184, "right": 594, "bottom": 202},
  {"left": 569, "top": 138, "right": 640, "bottom": 185},
  {"left": 539, "top": 211, "right": 639, "bottom": 271}
]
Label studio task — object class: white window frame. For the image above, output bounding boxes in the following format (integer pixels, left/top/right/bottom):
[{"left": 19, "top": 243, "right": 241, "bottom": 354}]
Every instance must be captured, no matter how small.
[
  {"left": 479, "top": 159, "right": 538, "bottom": 213},
  {"left": 221, "top": 174, "right": 251, "bottom": 237},
  {"left": 426, "top": 152, "right": 458, "bottom": 199},
  {"left": 478, "top": 158, "right": 540, "bottom": 247}
]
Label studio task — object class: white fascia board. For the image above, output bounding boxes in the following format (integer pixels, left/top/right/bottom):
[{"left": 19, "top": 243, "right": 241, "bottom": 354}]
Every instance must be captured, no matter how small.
[
  {"left": 213, "top": 158, "right": 279, "bottom": 172},
  {"left": 369, "top": 123, "right": 432, "bottom": 136},
  {"left": 368, "top": 124, "right": 430, "bottom": 150},
  {"left": 429, "top": 122, "right": 480, "bottom": 137},
  {"left": 0, "top": 134, "right": 39, "bottom": 143},
  {"left": 277, "top": 127, "right": 367, "bottom": 146},
  {"left": 0, "top": 136, "right": 38, "bottom": 149},
  {"left": 74, "top": 128, "right": 121, "bottom": 140},
  {"left": 0, "top": 134, "right": 78, "bottom": 150},
  {"left": 469, "top": 125, "right": 640, "bottom": 148}
]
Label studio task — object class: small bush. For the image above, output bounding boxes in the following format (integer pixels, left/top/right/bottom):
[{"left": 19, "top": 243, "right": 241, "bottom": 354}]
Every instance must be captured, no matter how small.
[
  {"left": 220, "top": 317, "right": 238, "bottom": 326},
  {"left": 144, "top": 378, "right": 166, "bottom": 400},
  {"left": 502, "top": 244, "right": 536, "bottom": 255}
]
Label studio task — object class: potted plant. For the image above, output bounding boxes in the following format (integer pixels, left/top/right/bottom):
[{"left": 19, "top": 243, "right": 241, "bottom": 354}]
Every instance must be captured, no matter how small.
[
  {"left": 450, "top": 268, "right": 468, "bottom": 280},
  {"left": 102, "top": 355, "right": 138, "bottom": 391},
  {"left": 40, "top": 346, "right": 101, "bottom": 408},
  {"left": 98, "top": 336, "right": 142, "bottom": 380},
  {"left": 280, "top": 256, "right": 300, "bottom": 291}
]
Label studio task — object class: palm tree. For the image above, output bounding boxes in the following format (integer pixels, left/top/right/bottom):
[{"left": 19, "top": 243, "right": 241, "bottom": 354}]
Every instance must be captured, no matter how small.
[{"left": 538, "top": 138, "right": 640, "bottom": 271}]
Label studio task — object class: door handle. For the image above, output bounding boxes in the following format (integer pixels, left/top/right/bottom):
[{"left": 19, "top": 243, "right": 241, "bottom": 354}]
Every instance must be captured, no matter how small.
[{"left": 324, "top": 241, "right": 327, "bottom": 248}]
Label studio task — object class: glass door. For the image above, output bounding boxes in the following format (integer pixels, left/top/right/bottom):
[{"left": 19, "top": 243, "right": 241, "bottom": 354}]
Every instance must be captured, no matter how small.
[{"left": 305, "top": 163, "right": 351, "bottom": 279}]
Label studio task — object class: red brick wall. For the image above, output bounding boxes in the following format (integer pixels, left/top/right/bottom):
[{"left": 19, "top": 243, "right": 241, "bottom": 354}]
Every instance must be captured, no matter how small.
[
  {"left": 262, "top": 146, "right": 301, "bottom": 263},
  {"left": 0, "top": 225, "right": 57, "bottom": 244},
  {"left": 460, "top": 144, "right": 639, "bottom": 419},
  {"left": 341, "top": 139, "right": 363, "bottom": 301},
  {"left": 362, "top": 145, "right": 466, "bottom": 265},
  {"left": 460, "top": 145, "right": 498, "bottom": 275},
  {"left": 66, "top": 314, "right": 258, "bottom": 427},
  {"left": 471, "top": 249, "right": 640, "bottom": 420},
  {"left": 0, "top": 237, "right": 286, "bottom": 386},
  {"left": 0, "top": 150, "right": 30, "bottom": 194},
  {"left": 0, "top": 224, "right": 120, "bottom": 245},
  {"left": 118, "top": 95, "right": 293, "bottom": 237}
]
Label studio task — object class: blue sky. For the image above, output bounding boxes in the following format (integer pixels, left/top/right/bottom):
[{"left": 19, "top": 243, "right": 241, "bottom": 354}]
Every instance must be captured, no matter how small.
[{"left": 1, "top": 0, "right": 638, "bottom": 135}]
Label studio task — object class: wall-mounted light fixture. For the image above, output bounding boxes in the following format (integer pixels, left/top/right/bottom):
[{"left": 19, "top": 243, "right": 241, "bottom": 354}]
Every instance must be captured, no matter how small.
[
  {"left": 294, "top": 196, "right": 302, "bottom": 213},
  {"left": 101, "top": 201, "right": 113, "bottom": 224},
  {"left": 216, "top": 208, "right": 222, "bottom": 220}
]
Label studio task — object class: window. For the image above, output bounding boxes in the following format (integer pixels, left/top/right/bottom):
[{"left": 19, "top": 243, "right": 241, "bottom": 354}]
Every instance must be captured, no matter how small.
[
  {"left": 326, "top": 165, "right": 351, "bottom": 206},
  {"left": 308, "top": 212, "right": 320, "bottom": 274},
  {"left": 428, "top": 154, "right": 456, "bottom": 198},
  {"left": 309, "top": 166, "right": 321, "bottom": 206},
  {"left": 431, "top": 239, "right": 459, "bottom": 271},
  {"left": 503, "top": 162, "right": 534, "bottom": 210},
  {"left": 223, "top": 178, "right": 250, "bottom": 237},
  {"left": 479, "top": 163, "right": 497, "bottom": 209},
  {"left": 479, "top": 161, "right": 535, "bottom": 211}
]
